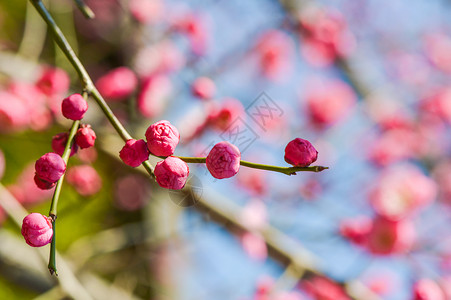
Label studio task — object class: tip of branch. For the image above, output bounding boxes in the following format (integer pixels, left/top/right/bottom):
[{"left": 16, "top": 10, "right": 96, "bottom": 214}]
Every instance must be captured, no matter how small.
[
  {"left": 317, "top": 166, "right": 329, "bottom": 172},
  {"left": 49, "top": 268, "right": 58, "bottom": 276}
]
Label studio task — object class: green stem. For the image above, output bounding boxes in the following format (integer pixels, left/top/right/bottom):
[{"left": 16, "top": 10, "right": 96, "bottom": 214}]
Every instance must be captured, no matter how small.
[
  {"left": 47, "top": 118, "right": 80, "bottom": 275},
  {"left": 155, "top": 155, "right": 328, "bottom": 175},
  {"left": 48, "top": 220, "right": 57, "bottom": 276},
  {"left": 30, "top": 0, "right": 132, "bottom": 142}
]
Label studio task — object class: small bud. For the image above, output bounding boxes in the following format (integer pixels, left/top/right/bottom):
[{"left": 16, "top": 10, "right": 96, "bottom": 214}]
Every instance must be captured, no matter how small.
[
  {"left": 21, "top": 213, "right": 53, "bottom": 247},
  {"left": 33, "top": 174, "right": 56, "bottom": 190},
  {"left": 61, "top": 93, "right": 88, "bottom": 120},
  {"left": 206, "top": 141, "right": 241, "bottom": 179},
  {"left": 35, "top": 153, "right": 66, "bottom": 183},
  {"left": 154, "top": 156, "right": 189, "bottom": 190},
  {"left": 119, "top": 139, "right": 150, "bottom": 167},
  {"left": 51, "top": 132, "right": 78, "bottom": 157},
  {"left": 145, "top": 120, "right": 180, "bottom": 156},
  {"left": 75, "top": 124, "right": 96, "bottom": 149},
  {"left": 284, "top": 138, "right": 318, "bottom": 167}
]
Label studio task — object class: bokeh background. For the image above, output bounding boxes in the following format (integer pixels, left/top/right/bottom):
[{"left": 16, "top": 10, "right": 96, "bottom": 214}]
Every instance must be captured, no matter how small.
[{"left": 1, "top": 0, "right": 451, "bottom": 299}]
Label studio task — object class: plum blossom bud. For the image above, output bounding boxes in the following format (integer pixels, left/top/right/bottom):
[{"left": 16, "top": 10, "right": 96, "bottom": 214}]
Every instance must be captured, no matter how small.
[
  {"left": 75, "top": 124, "right": 96, "bottom": 149},
  {"left": 96, "top": 67, "right": 137, "bottom": 101},
  {"left": 119, "top": 139, "right": 149, "bottom": 167},
  {"left": 206, "top": 141, "right": 241, "bottom": 179},
  {"left": 33, "top": 174, "right": 56, "bottom": 190},
  {"left": 284, "top": 138, "right": 318, "bottom": 167},
  {"left": 66, "top": 165, "right": 102, "bottom": 196},
  {"left": 145, "top": 120, "right": 180, "bottom": 156},
  {"left": 61, "top": 93, "right": 88, "bottom": 120},
  {"left": 154, "top": 156, "right": 189, "bottom": 190},
  {"left": 35, "top": 153, "right": 66, "bottom": 183},
  {"left": 52, "top": 132, "right": 78, "bottom": 157},
  {"left": 21, "top": 213, "right": 53, "bottom": 247},
  {"left": 191, "top": 77, "right": 216, "bottom": 100}
]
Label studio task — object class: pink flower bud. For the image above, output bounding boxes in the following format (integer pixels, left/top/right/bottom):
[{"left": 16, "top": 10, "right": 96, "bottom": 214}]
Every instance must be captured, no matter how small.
[
  {"left": 21, "top": 213, "right": 53, "bottom": 247},
  {"left": 33, "top": 174, "right": 56, "bottom": 190},
  {"left": 36, "top": 67, "right": 70, "bottom": 96},
  {"left": 154, "top": 156, "right": 189, "bottom": 190},
  {"left": 75, "top": 125, "right": 96, "bottom": 149},
  {"left": 35, "top": 153, "right": 66, "bottom": 183},
  {"left": 61, "top": 93, "right": 88, "bottom": 120},
  {"left": 119, "top": 139, "right": 149, "bottom": 167},
  {"left": 284, "top": 138, "right": 318, "bottom": 167},
  {"left": 66, "top": 165, "right": 102, "bottom": 196},
  {"left": 206, "top": 141, "right": 241, "bottom": 179},
  {"left": 145, "top": 120, "right": 180, "bottom": 156},
  {"left": 96, "top": 67, "right": 137, "bottom": 101},
  {"left": 51, "top": 132, "right": 78, "bottom": 157},
  {"left": 191, "top": 77, "right": 216, "bottom": 100}
]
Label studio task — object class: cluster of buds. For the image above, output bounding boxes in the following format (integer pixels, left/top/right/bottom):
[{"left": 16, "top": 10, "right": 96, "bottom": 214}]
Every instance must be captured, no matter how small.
[
  {"left": 120, "top": 118, "right": 319, "bottom": 191},
  {"left": 23, "top": 91, "right": 98, "bottom": 247}
]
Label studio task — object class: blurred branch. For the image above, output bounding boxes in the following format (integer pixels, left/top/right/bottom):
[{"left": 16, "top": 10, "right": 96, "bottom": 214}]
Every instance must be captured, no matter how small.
[
  {"left": 18, "top": 1, "right": 48, "bottom": 60},
  {"left": 0, "top": 184, "right": 94, "bottom": 299},
  {"left": 72, "top": 0, "right": 95, "bottom": 19},
  {"left": 0, "top": 184, "right": 143, "bottom": 300},
  {"left": 100, "top": 136, "right": 381, "bottom": 300}
]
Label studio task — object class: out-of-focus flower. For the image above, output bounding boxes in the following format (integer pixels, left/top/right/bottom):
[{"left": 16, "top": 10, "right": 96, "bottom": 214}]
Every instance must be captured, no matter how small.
[
  {"left": 8, "top": 165, "right": 53, "bottom": 205},
  {"left": 129, "top": 0, "right": 163, "bottom": 24},
  {"left": 207, "top": 98, "right": 244, "bottom": 131},
  {"left": 301, "top": 275, "right": 350, "bottom": 300},
  {"left": 298, "top": 7, "right": 355, "bottom": 67},
  {"left": 66, "top": 165, "right": 102, "bottom": 196},
  {"left": 133, "top": 41, "right": 185, "bottom": 77},
  {"left": 240, "top": 199, "right": 267, "bottom": 231},
  {"left": 35, "top": 66, "right": 70, "bottom": 97},
  {"left": 413, "top": 278, "right": 445, "bottom": 300},
  {"left": 191, "top": 76, "right": 216, "bottom": 100},
  {"left": 96, "top": 67, "right": 137, "bottom": 101},
  {"left": 137, "top": 75, "right": 172, "bottom": 118},
  {"left": 370, "top": 164, "right": 437, "bottom": 220},
  {"left": 366, "top": 216, "right": 415, "bottom": 255},
  {"left": 302, "top": 78, "right": 356, "bottom": 128},
  {"left": 424, "top": 32, "right": 451, "bottom": 73},
  {"left": 239, "top": 232, "right": 267, "bottom": 261},
  {"left": 339, "top": 216, "right": 372, "bottom": 246},
  {"left": 172, "top": 13, "right": 208, "bottom": 55},
  {"left": 254, "top": 30, "right": 294, "bottom": 81},
  {"left": 114, "top": 174, "right": 150, "bottom": 211}
]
